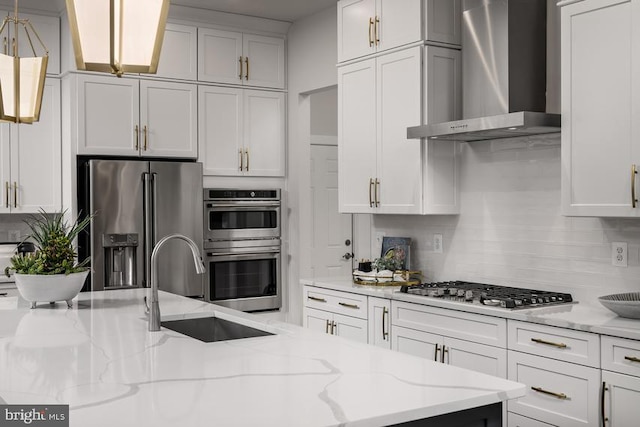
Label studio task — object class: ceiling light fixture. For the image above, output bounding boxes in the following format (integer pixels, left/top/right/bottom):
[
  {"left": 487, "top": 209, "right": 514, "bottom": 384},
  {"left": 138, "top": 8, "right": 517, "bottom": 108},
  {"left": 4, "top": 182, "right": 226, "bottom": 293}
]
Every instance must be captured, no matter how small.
[
  {"left": 0, "top": 0, "right": 48, "bottom": 124},
  {"left": 65, "top": 0, "right": 170, "bottom": 77}
]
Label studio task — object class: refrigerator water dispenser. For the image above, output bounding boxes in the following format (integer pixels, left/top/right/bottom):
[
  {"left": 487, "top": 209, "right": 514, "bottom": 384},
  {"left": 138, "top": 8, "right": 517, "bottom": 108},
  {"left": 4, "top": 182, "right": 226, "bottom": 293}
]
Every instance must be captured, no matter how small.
[{"left": 103, "top": 233, "right": 138, "bottom": 288}]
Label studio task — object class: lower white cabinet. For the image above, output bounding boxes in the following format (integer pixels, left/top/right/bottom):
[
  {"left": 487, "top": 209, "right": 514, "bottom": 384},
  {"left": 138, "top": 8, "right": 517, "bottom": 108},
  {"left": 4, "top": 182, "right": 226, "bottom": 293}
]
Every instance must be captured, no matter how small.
[
  {"left": 601, "top": 336, "right": 640, "bottom": 427},
  {"left": 304, "top": 307, "right": 368, "bottom": 343},
  {"left": 507, "top": 412, "right": 556, "bottom": 427},
  {"left": 368, "top": 297, "right": 391, "bottom": 349}
]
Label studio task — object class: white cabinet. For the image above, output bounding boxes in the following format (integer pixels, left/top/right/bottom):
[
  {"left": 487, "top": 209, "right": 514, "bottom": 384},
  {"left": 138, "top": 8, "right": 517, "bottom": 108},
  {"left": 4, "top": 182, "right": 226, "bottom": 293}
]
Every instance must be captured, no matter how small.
[
  {"left": 560, "top": 0, "right": 640, "bottom": 216},
  {"left": 74, "top": 74, "right": 197, "bottom": 158},
  {"left": 338, "top": 45, "right": 459, "bottom": 215},
  {"left": 0, "top": 79, "right": 61, "bottom": 213},
  {"left": 337, "top": 0, "right": 461, "bottom": 63},
  {"left": 601, "top": 336, "right": 640, "bottom": 427},
  {"left": 198, "top": 28, "right": 285, "bottom": 89},
  {"left": 143, "top": 23, "right": 197, "bottom": 81},
  {"left": 368, "top": 297, "right": 391, "bottom": 348},
  {"left": 198, "top": 85, "right": 285, "bottom": 176},
  {"left": 305, "top": 307, "right": 368, "bottom": 343}
]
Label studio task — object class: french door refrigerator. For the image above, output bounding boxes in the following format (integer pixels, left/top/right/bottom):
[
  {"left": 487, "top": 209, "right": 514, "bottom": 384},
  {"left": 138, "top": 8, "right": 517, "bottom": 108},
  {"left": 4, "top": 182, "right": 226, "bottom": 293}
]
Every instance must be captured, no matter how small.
[{"left": 77, "top": 158, "right": 204, "bottom": 297}]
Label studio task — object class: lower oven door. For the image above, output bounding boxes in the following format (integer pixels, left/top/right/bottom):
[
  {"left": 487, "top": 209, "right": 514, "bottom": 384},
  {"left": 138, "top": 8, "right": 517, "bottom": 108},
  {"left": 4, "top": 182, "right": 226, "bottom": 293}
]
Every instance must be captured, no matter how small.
[{"left": 204, "top": 244, "right": 281, "bottom": 312}]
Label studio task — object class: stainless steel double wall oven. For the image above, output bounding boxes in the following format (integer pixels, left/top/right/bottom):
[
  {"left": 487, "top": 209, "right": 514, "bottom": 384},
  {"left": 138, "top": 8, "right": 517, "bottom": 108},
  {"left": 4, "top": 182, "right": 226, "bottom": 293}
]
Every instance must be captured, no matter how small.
[{"left": 203, "top": 189, "right": 281, "bottom": 311}]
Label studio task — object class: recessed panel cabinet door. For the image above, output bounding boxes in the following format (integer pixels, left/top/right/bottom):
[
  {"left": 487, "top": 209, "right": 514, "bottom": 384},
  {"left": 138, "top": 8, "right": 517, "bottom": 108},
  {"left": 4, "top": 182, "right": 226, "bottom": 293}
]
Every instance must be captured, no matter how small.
[
  {"left": 243, "top": 34, "right": 285, "bottom": 89},
  {"left": 602, "top": 370, "right": 640, "bottom": 427},
  {"left": 243, "top": 90, "right": 285, "bottom": 176},
  {"left": 146, "top": 23, "right": 197, "bottom": 81},
  {"left": 0, "top": 124, "right": 10, "bottom": 214},
  {"left": 561, "top": 0, "right": 640, "bottom": 216},
  {"left": 198, "top": 28, "right": 244, "bottom": 85},
  {"left": 376, "top": 0, "right": 422, "bottom": 52},
  {"left": 338, "top": 0, "right": 376, "bottom": 62}
]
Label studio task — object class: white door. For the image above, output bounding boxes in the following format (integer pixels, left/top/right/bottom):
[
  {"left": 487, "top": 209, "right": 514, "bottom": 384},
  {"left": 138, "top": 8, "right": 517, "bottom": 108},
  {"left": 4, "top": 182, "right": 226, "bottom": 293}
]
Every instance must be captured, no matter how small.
[
  {"left": 561, "top": 0, "right": 640, "bottom": 216},
  {"left": 338, "top": 58, "right": 376, "bottom": 213},
  {"left": 198, "top": 28, "right": 243, "bottom": 85},
  {"left": 392, "top": 326, "right": 441, "bottom": 361},
  {"left": 602, "top": 370, "right": 640, "bottom": 427},
  {"left": 0, "top": 123, "right": 10, "bottom": 214},
  {"left": 140, "top": 80, "right": 197, "bottom": 158},
  {"left": 333, "top": 312, "right": 368, "bottom": 343},
  {"left": 376, "top": 0, "right": 422, "bottom": 52},
  {"left": 376, "top": 47, "right": 422, "bottom": 214},
  {"left": 337, "top": 0, "right": 376, "bottom": 62},
  {"left": 148, "top": 23, "right": 197, "bottom": 80},
  {"left": 76, "top": 74, "right": 139, "bottom": 156},
  {"left": 443, "top": 336, "right": 507, "bottom": 378},
  {"left": 368, "top": 297, "right": 391, "bottom": 349},
  {"left": 310, "top": 145, "right": 353, "bottom": 278},
  {"left": 198, "top": 85, "right": 243, "bottom": 176},
  {"left": 12, "top": 79, "right": 62, "bottom": 213},
  {"left": 303, "top": 307, "right": 332, "bottom": 335},
  {"left": 243, "top": 34, "right": 285, "bottom": 89},
  {"left": 243, "top": 90, "right": 285, "bottom": 176}
]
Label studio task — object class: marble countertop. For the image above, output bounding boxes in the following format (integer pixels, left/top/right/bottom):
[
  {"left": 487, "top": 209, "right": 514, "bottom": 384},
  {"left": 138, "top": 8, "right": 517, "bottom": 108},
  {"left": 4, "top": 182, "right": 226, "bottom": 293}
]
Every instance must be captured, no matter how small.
[
  {"left": 0, "top": 289, "right": 524, "bottom": 427},
  {"left": 301, "top": 277, "right": 640, "bottom": 341}
]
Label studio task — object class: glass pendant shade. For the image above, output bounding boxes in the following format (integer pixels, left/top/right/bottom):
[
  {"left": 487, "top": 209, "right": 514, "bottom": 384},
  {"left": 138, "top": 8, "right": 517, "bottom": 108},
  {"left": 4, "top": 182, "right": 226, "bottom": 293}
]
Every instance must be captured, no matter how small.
[{"left": 65, "top": 0, "right": 170, "bottom": 76}]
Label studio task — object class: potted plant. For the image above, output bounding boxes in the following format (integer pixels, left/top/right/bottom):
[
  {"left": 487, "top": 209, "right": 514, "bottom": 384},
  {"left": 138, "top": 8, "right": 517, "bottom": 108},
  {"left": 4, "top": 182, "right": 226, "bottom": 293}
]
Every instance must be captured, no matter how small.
[{"left": 5, "top": 210, "right": 93, "bottom": 309}]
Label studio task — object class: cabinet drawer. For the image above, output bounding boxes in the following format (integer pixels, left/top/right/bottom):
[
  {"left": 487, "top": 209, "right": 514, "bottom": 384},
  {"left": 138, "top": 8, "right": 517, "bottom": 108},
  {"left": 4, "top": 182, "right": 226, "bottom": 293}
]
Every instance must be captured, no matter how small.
[
  {"left": 601, "top": 335, "right": 640, "bottom": 377},
  {"left": 303, "top": 286, "right": 368, "bottom": 320},
  {"left": 508, "top": 320, "right": 600, "bottom": 367},
  {"left": 0, "top": 286, "right": 18, "bottom": 298},
  {"left": 508, "top": 412, "right": 556, "bottom": 427},
  {"left": 508, "top": 351, "right": 600, "bottom": 427},
  {"left": 391, "top": 300, "right": 506, "bottom": 347}
]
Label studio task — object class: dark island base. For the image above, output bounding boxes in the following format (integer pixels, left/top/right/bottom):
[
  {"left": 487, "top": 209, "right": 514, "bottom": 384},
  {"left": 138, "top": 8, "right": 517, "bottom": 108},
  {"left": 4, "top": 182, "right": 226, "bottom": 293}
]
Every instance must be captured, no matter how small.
[{"left": 392, "top": 402, "right": 501, "bottom": 427}]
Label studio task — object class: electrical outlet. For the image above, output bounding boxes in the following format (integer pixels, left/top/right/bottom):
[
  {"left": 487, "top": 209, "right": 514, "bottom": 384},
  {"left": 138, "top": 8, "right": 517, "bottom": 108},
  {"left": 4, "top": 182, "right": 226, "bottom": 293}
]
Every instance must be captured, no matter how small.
[
  {"left": 434, "top": 233, "right": 443, "bottom": 254},
  {"left": 8, "top": 230, "right": 19, "bottom": 241},
  {"left": 375, "top": 232, "right": 385, "bottom": 244},
  {"left": 612, "top": 242, "right": 628, "bottom": 267}
]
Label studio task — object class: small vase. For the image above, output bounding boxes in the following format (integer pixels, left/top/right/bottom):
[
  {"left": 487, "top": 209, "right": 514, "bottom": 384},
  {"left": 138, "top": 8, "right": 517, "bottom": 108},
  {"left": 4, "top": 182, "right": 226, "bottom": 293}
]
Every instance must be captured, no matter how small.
[{"left": 14, "top": 271, "right": 89, "bottom": 309}]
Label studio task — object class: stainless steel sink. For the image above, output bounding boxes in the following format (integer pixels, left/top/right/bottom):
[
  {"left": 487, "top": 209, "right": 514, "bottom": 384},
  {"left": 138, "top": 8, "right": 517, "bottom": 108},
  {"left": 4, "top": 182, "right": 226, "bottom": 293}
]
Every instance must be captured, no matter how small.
[{"left": 161, "top": 316, "right": 274, "bottom": 343}]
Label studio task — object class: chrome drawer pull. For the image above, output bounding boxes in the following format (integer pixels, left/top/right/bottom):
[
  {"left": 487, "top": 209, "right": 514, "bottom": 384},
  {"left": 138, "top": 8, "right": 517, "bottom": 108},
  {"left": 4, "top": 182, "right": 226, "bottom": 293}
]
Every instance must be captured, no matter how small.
[
  {"left": 624, "top": 355, "right": 640, "bottom": 363},
  {"left": 308, "top": 296, "right": 327, "bottom": 303},
  {"left": 531, "top": 338, "right": 567, "bottom": 349},
  {"left": 531, "top": 386, "right": 568, "bottom": 400},
  {"left": 338, "top": 302, "right": 359, "bottom": 309}
]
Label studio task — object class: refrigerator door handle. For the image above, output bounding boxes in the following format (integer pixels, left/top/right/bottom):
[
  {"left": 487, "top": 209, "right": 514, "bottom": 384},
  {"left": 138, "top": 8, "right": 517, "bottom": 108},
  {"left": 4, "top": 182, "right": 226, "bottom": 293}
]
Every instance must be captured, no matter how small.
[
  {"left": 143, "top": 172, "right": 153, "bottom": 288},
  {"left": 151, "top": 172, "right": 158, "bottom": 245}
]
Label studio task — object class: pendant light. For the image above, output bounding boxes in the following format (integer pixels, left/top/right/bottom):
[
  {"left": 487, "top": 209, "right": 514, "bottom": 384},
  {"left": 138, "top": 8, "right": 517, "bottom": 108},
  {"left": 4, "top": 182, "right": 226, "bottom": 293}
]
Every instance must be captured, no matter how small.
[
  {"left": 0, "top": 0, "right": 48, "bottom": 124},
  {"left": 65, "top": 0, "right": 170, "bottom": 77}
]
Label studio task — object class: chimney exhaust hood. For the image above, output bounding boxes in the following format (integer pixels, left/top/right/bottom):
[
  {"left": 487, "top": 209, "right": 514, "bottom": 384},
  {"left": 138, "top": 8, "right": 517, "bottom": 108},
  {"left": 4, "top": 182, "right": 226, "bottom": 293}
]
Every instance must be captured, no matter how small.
[{"left": 407, "top": 0, "right": 560, "bottom": 142}]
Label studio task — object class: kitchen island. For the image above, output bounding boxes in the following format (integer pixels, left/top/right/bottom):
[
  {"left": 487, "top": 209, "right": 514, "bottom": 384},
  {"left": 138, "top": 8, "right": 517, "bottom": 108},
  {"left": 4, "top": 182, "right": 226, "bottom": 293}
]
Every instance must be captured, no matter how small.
[{"left": 0, "top": 289, "right": 524, "bottom": 426}]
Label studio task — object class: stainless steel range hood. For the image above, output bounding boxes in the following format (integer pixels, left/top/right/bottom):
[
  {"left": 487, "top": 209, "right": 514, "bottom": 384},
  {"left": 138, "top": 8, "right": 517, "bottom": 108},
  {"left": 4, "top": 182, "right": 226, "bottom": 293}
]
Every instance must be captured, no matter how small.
[{"left": 408, "top": 0, "right": 560, "bottom": 142}]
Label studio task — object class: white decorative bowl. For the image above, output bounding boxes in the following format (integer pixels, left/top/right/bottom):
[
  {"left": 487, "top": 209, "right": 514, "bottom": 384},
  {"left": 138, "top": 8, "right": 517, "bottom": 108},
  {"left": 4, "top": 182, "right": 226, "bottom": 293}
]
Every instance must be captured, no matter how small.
[
  {"left": 598, "top": 292, "right": 640, "bottom": 319},
  {"left": 14, "top": 271, "right": 89, "bottom": 309}
]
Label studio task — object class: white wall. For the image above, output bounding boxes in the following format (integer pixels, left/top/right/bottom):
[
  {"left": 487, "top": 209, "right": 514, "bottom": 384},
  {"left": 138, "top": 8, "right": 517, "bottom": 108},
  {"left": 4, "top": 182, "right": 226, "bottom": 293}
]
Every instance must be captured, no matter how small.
[{"left": 286, "top": 5, "right": 337, "bottom": 324}]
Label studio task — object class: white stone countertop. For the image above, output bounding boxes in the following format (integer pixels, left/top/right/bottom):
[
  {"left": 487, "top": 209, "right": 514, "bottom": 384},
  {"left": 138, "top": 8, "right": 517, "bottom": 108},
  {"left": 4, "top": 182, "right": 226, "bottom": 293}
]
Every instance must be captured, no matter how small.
[
  {"left": 0, "top": 289, "right": 524, "bottom": 427},
  {"left": 301, "top": 277, "right": 640, "bottom": 341}
]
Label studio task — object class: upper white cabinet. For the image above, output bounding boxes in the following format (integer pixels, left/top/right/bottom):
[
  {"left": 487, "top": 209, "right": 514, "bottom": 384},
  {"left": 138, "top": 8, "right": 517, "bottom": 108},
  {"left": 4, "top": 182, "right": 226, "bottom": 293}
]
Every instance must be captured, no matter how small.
[
  {"left": 338, "top": 45, "right": 459, "bottom": 214},
  {"left": 143, "top": 23, "right": 197, "bottom": 81},
  {"left": 561, "top": 0, "right": 640, "bottom": 216},
  {"left": 337, "top": 0, "right": 461, "bottom": 63},
  {"left": 198, "top": 85, "right": 285, "bottom": 176},
  {"left": 0, "top": 79, "right": 61, "bottom": 213},
  {"left": 74, "top": 74, "right": 197, "bottom": 158},
  {"left": 198, "top": 28, "right": 285, "bottom": 89}
]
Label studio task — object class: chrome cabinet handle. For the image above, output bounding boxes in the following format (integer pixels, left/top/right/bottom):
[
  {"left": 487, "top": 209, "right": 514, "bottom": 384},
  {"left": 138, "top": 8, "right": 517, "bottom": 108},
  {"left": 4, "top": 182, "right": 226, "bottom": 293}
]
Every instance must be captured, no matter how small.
[
  {"left": 632, "top": 164, "right": 638, "bottom": 208},
  {"left": 382, "top": 307, "right": 388, "bottom": 340},
  {"left": 338, "top": 302, "right": 359, "bottom": 309},
  {"left": 239, "top": 149, "right": 244, "bottom": 171},
  {"left": 308, "top": 296, "right": 327, "bottom": 303},
  {"left": 13, "top": 182, "right": 16, "bottom": 208},
  {"left": 434, "top": 344, "right": 441, "bottom": 361},
  {"left": 625, "top": 355, "right": 640, "bottom": 363},
  {"left": 238, "top": 56, "right": 243, "bottom": 80},
  {"left": 531, "top": 386, "right": 568, "bottom": 400},
  {"left": 143, "top": 125, "right": 148, "bottom": 150},
  {"left": 369, "top": 178, "right": 374, "bottom": 207},
  {"left": 531, "top": 337, "right": 568, "bottom": 349},
  {"left": 375, "top": 16, "right": 380, "bottom": 45},
  {"left": 375, "top": 178, "right": 380, "bottom": 207}
]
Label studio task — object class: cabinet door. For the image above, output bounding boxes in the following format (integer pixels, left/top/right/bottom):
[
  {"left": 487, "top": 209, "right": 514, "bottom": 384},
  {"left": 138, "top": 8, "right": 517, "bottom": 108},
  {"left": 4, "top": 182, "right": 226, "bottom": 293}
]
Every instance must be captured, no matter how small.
[
  {"left": 443, "top": 336, "right": 507, "bottom": 378},
  {"left": 376, "top": 0, "right": 422, "bottom": 52},
  {"left": 376, "top": 47, "right": 422, "bottom": 214},
  {"left": 602, "top": 370, "right": 640, "bottom": 427},
  {"left": 425, "top": 0, "right": 461, "bottom": 46},
  {"left": 140, "top": 80, "right": 197, "bottom": 158},
  {"left": 392, "top": 325, "right": 441, "bottom": 361},
  {"left": 333, "top": 312, "right": 368, "bottom": 343},
  {"left": 243, "top": 90, "right": 285, "bottom": 176},
  {"left": 561, "top": 0, "right": 640, "bottom": 216},
  {"left": 198, "top": 85, "right": 243, "bottom": 176},
  {"left": 76, "top": 75, "right": 140, "bottom": 156},
  {"left": 368, "top": 297, "right": 391, "bottom": 349},
  {"left": 18, "top": 12, "right": 60, "bottom": 75},
  {"left": 337, "top": 0, "right": 376, "bottom": 62},
  {"left": 198, "top": 28, "right": 243, "bottom": 85},
  {"left": 12, "top": 79, "right": 61, "bottom": 213},
  {"left": 0, "top": 124, "right": 9, "bottom": 214},
  {"left": 243, "top": 34, "right": 285, "bottom": 89},
  {"left": 146, "top": 23, "right": 197, "bottom": 80},
  {"left": 304, "top": 307, "right": 332, "bottom": 334},
  {"left": 338, "top": 58, "right": 376, "bottom": 213}
]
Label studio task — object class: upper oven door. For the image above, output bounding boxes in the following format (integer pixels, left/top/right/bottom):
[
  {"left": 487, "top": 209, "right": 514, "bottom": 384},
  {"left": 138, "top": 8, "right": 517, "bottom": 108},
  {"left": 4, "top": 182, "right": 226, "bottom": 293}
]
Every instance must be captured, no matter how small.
[{"left": 204, "top": 201, "right": 280, "bottom": 241}]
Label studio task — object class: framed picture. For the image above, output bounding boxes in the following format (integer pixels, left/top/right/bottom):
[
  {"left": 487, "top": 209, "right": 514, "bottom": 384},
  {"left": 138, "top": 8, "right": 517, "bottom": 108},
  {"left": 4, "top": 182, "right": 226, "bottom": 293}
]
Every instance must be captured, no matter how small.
[{"left": 381, "top": 236, "right": 411, "bottom": 270}]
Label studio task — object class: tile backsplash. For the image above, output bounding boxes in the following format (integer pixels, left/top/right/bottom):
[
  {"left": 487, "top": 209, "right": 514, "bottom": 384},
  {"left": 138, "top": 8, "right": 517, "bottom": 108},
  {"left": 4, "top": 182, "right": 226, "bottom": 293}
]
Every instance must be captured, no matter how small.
[
  {"left": 372, "top": 134, "right": 640, "bottom": 305},
  {"left": 0, "top": 214, "right": 33, "bottom": 242}
]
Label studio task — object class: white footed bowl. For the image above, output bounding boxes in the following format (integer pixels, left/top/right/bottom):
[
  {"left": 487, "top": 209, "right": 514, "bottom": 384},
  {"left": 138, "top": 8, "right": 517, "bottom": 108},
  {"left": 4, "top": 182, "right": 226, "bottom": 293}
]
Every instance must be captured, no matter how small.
[
  {"left": 598, "top": 292, "right": 640, "bottom": 319},
  {"left": 14, "top": 271, "right": 89, "bottom": 308}
]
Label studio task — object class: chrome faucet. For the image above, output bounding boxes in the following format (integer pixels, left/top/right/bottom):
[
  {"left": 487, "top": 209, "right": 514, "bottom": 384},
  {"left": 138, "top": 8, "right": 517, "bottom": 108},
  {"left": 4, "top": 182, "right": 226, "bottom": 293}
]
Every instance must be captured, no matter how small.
[{"left": 148, "top": 234, "right": 206, "bottom": 332}]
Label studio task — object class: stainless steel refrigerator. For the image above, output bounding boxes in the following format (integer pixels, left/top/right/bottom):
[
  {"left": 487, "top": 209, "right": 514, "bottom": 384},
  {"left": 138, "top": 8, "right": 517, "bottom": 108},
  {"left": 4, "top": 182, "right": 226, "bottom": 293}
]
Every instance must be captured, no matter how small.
[{"left": 77, "top": 158, "right": 203, "bottom": 297}]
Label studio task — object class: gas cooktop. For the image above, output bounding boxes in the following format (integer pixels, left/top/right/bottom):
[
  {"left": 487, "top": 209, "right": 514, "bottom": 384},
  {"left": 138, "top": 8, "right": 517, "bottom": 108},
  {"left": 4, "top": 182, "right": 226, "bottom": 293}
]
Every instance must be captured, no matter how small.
[{"left": 398, "top": 281, "right": 574, "bottom": 309}]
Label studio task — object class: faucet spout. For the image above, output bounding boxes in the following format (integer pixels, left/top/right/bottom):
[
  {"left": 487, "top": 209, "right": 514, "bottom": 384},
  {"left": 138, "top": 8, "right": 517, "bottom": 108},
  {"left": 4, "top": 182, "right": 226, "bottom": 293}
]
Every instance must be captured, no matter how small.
[{"left": 148, "top": 234, "right": 206, "bottom": 332}]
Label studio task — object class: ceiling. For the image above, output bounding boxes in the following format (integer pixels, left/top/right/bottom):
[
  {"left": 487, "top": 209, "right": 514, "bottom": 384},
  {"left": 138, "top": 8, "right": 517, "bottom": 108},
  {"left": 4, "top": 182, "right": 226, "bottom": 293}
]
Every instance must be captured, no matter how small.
[{"left": 2, "top": 0, "right": 336, "bottom": 23}]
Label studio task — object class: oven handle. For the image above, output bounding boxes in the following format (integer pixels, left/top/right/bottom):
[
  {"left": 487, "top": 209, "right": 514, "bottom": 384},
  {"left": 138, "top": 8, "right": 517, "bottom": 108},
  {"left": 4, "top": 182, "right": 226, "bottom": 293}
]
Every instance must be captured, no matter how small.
[
  {"left": 206, "top": 251, "right": 280, "bottom": 257},
  {"left": 205, "top": 202, "right": 280, "bottom": 208}
]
